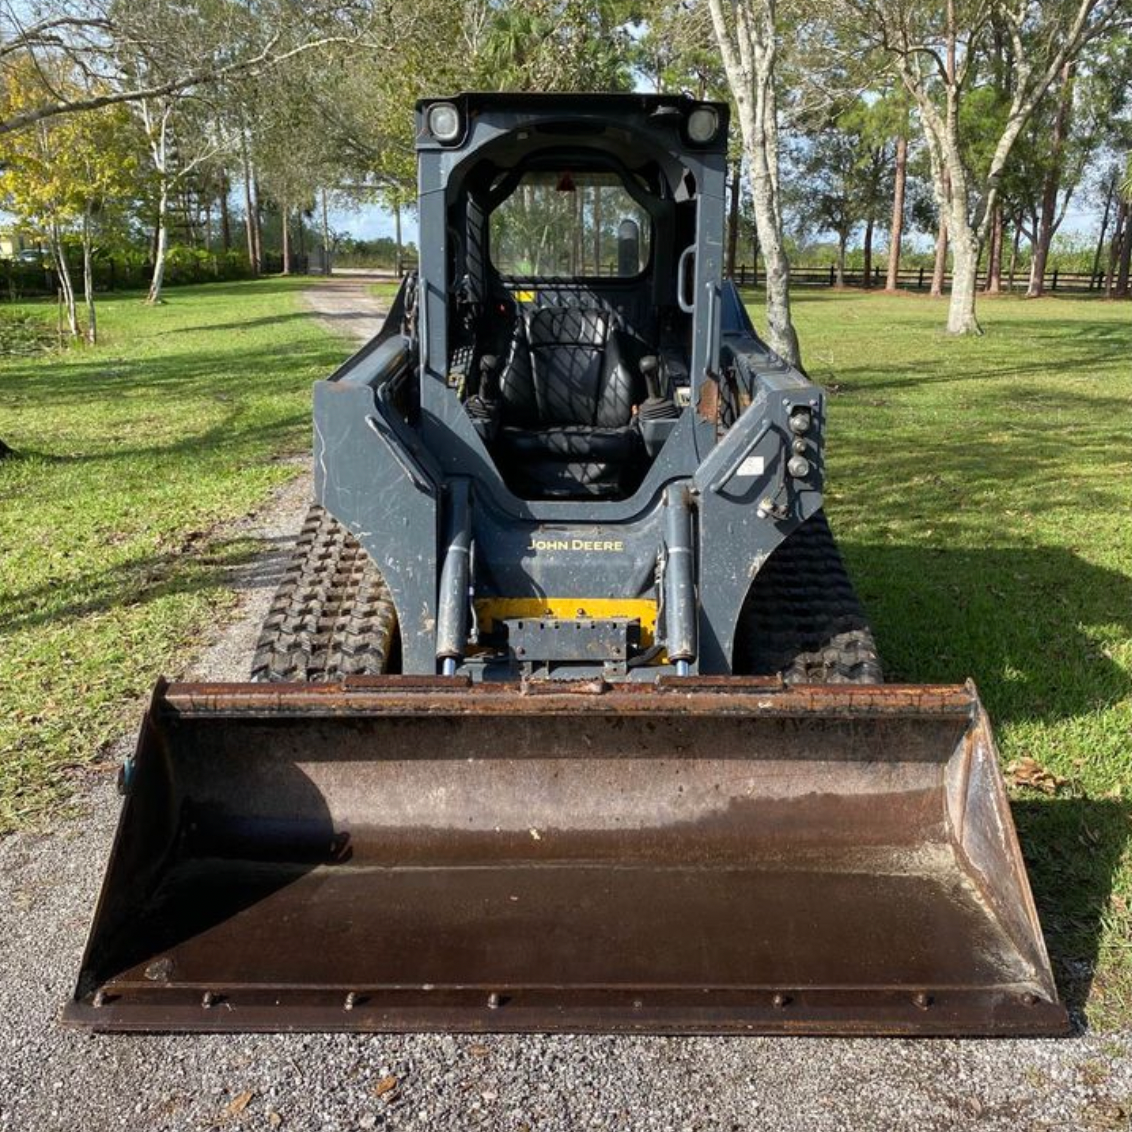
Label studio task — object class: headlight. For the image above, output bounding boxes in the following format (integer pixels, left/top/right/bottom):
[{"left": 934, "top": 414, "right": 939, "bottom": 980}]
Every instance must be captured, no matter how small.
[
  {"left": 427, "top": 102, "right": 461, "bottom": 143},
  {"left": 687, "top": 105, "right": 719, "bottom": 144}
]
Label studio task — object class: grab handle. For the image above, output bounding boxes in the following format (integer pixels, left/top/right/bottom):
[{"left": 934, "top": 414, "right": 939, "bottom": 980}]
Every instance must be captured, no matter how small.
[{"left": 677, "top": 245, "right": 695, "bottom": 313}]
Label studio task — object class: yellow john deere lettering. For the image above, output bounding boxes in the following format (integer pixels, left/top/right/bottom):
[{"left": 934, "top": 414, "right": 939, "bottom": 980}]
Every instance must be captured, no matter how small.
[
  {"left": 474, "top": 598, "right": 658, "bottom": 647},
  {"left": 527, "top": 537, "right": 626, "bottom": 552}
]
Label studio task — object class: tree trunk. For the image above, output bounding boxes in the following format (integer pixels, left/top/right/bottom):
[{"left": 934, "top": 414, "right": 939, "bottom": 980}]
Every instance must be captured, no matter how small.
[
  {"left": 219, "top": 173, "right": 232, "bottom": 252},
  {"left": 321, "top": 188, "right": 332, "bottom": 275},
  {"left": 571, "top": 189, "right": 582, "bottom": 275},
  {"left": 884, "top": 133, "right": 907, "bottom": 291},
  {"left": 50, "top": 222, "right": 79, "bottom": 338},
  {"left": 1007, "top": 220, "right": 1020, "bottom": 293},
  {"left": 252, "top": 179, "right": 264, "bottom": 270},
  {"left": 862, "top": 216, "right": 874, "bottom": 289},
  {"left": 593, "top": 183, "right": 602, "bottom": 274},
  {"left": 240, "top": 132, "right": 259, "bottom": 275},
  {"left": 1105, "top": 199, "right": 1125, "bottom": 296},
  {"left": 1117, "top": 207, "right": 1132, "bottom": 298},
  {"left": 1090, "top": 174, "right": 1114, "bottom": 286},
  {"left": 946, "top": 221, "right": 982, "bottom": 335},
  {"left": 930, "top": 217, "right": 948, "bottom": 297},
  {"left": 706, "top": 0, "right": 802, "bottom": 368},
  {"left": 146, "top": 176, "right": 169, "bottom": 304},
  {"left": 726, "top": 159, "right": 741, "bottom": 278},
  {"left": 183, "top": 185, "right": 198, "bottom": 248},
  {"left": 1028, "top": 63, "right": 1074, "bottom": 299},
  {"left": 81, "top": 208, "right": 96, "bottom": 345},
  {"left": 281, "top": 201, "right": 291, "bottom": 275},
  {"left": 984, "top": 206, "right": 1003, "bottom": 294},
  {"left": 394, "top": 201, "right": 403, "bottom": 277},
  {"left": 835, "top": 236, "right": 847, "bottom": 287}
]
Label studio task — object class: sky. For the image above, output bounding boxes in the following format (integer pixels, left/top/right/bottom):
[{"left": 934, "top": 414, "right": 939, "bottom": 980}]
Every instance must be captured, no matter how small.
[
  {"left": 329, "top": 202, "right": 419, "bottom": 245},
  {"left": 329, "top": 191, "right": 1101, "bottom": 254}
]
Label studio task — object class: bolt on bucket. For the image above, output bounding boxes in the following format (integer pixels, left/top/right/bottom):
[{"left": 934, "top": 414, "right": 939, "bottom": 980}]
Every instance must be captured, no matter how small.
[{"left": 64, "top": 677, "right": 1068, "bottom": 1035}]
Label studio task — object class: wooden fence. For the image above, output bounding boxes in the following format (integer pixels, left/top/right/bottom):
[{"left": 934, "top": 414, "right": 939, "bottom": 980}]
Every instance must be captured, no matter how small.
[{"left": 732, "top": 263, "right": 1110, "bottom": 294}]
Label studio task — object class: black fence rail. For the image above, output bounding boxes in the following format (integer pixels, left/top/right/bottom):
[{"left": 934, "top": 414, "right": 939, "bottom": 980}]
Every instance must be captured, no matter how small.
[{"left": 732, "top": 263, "right": 1111, "bottom": 294}]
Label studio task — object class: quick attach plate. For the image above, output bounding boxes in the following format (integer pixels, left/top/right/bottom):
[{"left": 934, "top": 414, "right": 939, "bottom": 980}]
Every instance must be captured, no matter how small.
[{"left": 504, "top": 617, "right": 639, "bottom": 664}]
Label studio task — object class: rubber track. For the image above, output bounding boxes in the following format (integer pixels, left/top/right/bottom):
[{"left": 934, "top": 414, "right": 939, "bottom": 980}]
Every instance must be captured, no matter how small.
[
  {"left": 251, "top": 505, "right": 398, "bottom": 682},
  {"left": 734, "top": 511, "right": 883, "bottom": 685},
  {"left": 255, "top": 507, "right": 875, "bottom": 686}
]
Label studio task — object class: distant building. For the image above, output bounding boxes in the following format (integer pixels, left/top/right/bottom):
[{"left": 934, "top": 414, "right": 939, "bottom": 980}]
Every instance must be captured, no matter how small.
[{"left": 0, "top": 228, "right": 44, "bottom": 259}]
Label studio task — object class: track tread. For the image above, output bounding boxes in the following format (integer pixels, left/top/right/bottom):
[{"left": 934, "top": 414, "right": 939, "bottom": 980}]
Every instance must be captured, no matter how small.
[
  {"left": 735, "top": 511, "right": 883, "bottom": 685},
  {"left": 251, "top": 505, "right": 398, "bottom": 682}
]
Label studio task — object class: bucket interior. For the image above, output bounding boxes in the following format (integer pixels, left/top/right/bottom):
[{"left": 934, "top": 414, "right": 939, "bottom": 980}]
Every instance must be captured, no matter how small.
[{"left": 66, "top": 682, "right": 1067, "bottom": 1034}]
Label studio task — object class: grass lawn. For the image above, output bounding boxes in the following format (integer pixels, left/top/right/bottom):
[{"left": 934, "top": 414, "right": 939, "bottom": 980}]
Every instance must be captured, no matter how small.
[
  {"left": 367, "top": 279, "right": 404, "bottom": 305},
  {"left": 745, "top": 287, "right": 1132, "bottom": 1024},
  {"left": 0, "top": 278, "right": 344, "bottom": 833},
  {"left": 1, "top": 277, "right": 1129, "bottom": 1024}
]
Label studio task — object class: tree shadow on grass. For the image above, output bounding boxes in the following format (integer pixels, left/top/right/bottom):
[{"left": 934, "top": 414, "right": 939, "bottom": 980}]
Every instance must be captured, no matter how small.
[
  {"left": 0, "top": 531, "right": 297, "bottom": 638},
  {"left": 828, "top": 410, "right": 1132, "bottom": 529},
  {"left": 162, "top": 311, "right": 320, "bottom": 336},
  {"left": 1014, "top": 797, "right": 1131, "bottom": 1029},
  {"left": 806, "top": 316, "right": 1131, "bottom": 392},
  {"left": 842, "top": 539, "right": 1132, "bottom": 1026},
  {"left": 7, "top": 409, "right": 310, "bottom": 470},
  {"left": 841, "top": 542, "right": 1131, "bottom": 726},
  {"left": 0, "top": 337, "right": 342, "bottom": 413}
]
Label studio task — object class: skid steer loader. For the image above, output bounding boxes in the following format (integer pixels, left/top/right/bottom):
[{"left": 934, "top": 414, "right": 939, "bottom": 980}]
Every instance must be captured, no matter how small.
[{"left": 66, "top": 93, "right": 1067, "bottom": 1035}]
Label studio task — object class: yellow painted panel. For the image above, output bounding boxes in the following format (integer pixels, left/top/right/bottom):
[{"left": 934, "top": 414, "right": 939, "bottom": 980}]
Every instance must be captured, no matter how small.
[{"left": 475, "top": 597, "right": 658, "bottom": 647}]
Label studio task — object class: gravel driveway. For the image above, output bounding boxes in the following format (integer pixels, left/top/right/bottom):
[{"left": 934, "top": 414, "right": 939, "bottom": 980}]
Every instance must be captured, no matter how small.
[{"left": 2, "top": 279, "right": 1129, "bottom": 1132}]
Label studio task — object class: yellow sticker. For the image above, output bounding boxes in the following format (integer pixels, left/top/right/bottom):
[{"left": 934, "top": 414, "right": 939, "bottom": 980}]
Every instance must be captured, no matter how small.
[{"left": 512, "top": 289, "right": 536, "bottom": 303}]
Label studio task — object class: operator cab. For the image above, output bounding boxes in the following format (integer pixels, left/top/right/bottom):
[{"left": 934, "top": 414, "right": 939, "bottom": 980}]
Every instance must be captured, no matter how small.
[{"left": 417, "top": 93, "right": 727, "bottom": 501}]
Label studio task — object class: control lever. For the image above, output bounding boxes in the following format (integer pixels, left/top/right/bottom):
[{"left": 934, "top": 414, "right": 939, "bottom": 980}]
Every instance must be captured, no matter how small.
[
  {"left": 637, "top": 355, "right": 679, "bottom": 421},
  {"left": 478, "top": 354, "right": 500, "bottom": 401},
  {"left": 640, "top": 355, "right": 663, "bottom": 401},
  {"left": 464, "top": 354, "right": 500, "bottom": 440}
]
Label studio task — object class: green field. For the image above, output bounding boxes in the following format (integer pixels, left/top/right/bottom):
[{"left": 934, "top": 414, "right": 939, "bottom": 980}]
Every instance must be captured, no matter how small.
[
  {"left": 754, "top": 288, "right": 1132, "bottom": 1024},
  {"left": 0, "top": 279, "right": 344, "bottom": 832},
  {"left": 1, "top": 281, "right": 1129, "bottom": 1023}
]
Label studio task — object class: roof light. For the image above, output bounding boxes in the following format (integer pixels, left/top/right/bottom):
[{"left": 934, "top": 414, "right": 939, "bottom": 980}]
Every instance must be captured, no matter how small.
[
  {"left": 427, "top": 102, "right": 461, "bottom": 143},
  {"left": 687, "top": 106, "right": 719, "bottom": 144}
]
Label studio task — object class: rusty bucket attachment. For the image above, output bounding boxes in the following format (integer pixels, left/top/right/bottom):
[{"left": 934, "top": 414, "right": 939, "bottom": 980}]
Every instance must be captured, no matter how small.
[{"left": 65, "top": 678, "right": 1068, "bottom": 1035}]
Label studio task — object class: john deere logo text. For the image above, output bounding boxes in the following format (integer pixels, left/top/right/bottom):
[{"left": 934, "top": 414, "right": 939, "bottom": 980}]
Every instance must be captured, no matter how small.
[{"left": 528, "top": 538, "right": 625, "bottom": 552}]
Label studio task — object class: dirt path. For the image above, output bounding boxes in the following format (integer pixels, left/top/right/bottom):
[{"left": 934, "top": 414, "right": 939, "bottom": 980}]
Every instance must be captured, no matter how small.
[
  {"left": 2, "top": 282, "right": 1131, "bottom": 1132},
  {"left": 302, "top": 273, "right": 391, "bottom": 342}
]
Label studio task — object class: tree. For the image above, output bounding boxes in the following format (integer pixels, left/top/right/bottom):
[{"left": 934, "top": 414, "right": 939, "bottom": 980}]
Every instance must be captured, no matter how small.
[
  {"left": 0, "top": 58, "right": 139, "bottom": 340},
  {"left": 836, "top": 0, "right": 1127, "bottom": 334},
  {"left": 137, "top": 94, "right": 223, "bottom": 302},
  {"left": 1112, "top": 153, "right": 1132, "bottom": 296},
  {"left": 475, "top": 0, "right": 639, "bottom": 91},
  {"left": 0, "top": 0, "right": 395, "bottom": 136},
  {"left": 707, "top": 0, "right": 802, "bottom": 368},
  {"left": 246, "top": 54, "right": 341, "bottom": 276},
  {"left": 1026, "top": 62, "right": 1076, "bottom": 295},
  {"left": 639, "top": 0, "right": 725, "bottom": 96},
  {"left": 787, "top": 116, "right": 884, "bottom": 287},
  {"left": 69, "top": 101, "right": 141, "bottom": 341}
]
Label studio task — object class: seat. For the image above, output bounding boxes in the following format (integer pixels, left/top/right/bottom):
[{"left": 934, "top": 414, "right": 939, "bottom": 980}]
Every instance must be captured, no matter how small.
[{"left": 493, "top": 307, "right": 645, "bottom": 498}]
